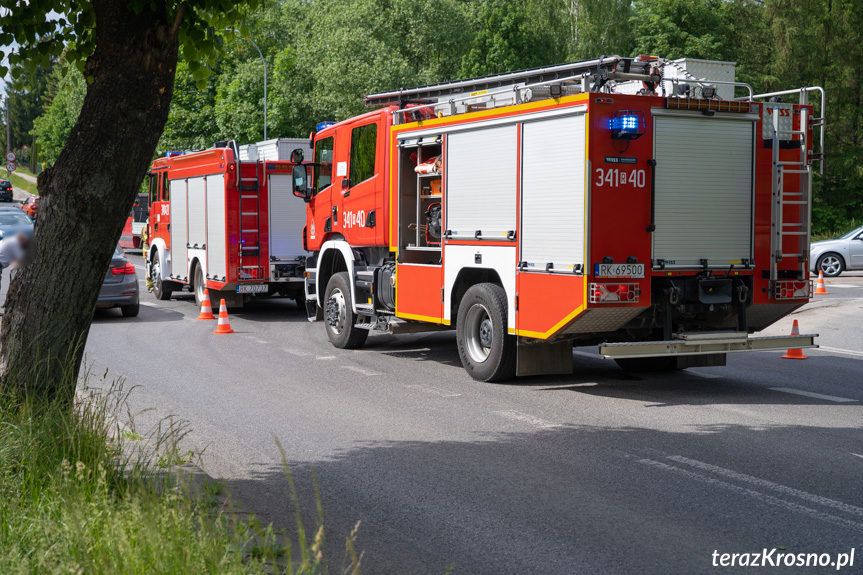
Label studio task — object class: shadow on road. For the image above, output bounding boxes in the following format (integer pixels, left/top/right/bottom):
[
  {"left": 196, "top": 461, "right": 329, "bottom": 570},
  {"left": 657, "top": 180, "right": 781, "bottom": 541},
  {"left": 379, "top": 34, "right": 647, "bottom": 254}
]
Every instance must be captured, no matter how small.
[{"left": 200, "top": 420, "right": 863, "bottom": 575}]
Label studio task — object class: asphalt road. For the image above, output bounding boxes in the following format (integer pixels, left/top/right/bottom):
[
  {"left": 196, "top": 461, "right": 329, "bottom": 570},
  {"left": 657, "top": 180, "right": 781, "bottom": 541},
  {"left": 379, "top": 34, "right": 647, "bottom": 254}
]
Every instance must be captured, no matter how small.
[{"left": 13, "top": 248, "right": 863, "bottom": 573}]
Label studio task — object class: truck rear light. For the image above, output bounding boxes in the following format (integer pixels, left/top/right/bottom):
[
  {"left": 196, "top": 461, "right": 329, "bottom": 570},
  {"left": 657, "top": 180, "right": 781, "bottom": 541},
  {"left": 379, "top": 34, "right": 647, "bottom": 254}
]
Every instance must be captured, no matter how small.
[
  {"left": 773, "top": 280, "right": 813, "bottom": 300},
  {"left": 589, "top": 283, "right": 640, "bottom": 304},
  {"left": 111, "top": 263, "right": 136, "bottom": 275}
]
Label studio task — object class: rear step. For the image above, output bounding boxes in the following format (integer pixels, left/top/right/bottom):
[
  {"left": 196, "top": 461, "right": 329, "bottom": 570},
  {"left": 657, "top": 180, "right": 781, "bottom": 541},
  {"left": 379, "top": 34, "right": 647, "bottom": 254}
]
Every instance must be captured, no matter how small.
[{"left": 599, "top": 331, "right": 818, "bottom": 359}]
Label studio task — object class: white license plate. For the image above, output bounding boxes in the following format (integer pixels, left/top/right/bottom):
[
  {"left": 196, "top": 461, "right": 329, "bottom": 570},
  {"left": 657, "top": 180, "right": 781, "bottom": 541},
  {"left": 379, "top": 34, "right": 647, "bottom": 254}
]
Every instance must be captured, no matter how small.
[
  {"left": 236, "top": 284, "right": 268, "bottom": 294},
  {"left": 594, "top": 263, "right": 645, "bottom": 278}
]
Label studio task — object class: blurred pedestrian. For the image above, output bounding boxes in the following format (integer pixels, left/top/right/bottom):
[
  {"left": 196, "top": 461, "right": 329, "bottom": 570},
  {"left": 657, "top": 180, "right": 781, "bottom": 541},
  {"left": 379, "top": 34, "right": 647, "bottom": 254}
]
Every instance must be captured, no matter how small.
[{"left": 0, "top": 232, "right": 29, "bottom": 293}]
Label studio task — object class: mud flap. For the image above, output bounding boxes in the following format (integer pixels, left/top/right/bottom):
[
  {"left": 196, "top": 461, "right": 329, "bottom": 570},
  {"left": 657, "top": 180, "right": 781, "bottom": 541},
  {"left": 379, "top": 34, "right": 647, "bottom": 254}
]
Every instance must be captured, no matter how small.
[{"left": 516, "top": 339, "right": 573, "bottom": 377}]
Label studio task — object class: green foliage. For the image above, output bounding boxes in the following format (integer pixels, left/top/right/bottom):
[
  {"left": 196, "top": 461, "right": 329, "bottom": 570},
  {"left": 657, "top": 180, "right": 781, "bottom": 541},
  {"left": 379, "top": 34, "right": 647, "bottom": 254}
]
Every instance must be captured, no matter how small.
[
  {"left": 631, "top": 0, "right": 730, "bottom": 60},
  {"left": 30, "top": 60, "right": 86, "bottom": 166},
  {"left": 461, "top": 0, "right": 564, "bottom": 77},
  {"left": 0, "top": 1, "right": 257, "bottom": 87}
]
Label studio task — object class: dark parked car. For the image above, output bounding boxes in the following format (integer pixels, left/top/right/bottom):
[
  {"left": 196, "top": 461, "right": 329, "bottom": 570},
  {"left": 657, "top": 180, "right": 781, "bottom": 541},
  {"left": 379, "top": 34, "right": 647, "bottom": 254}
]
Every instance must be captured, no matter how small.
[
  {"left": 0, "top": 180, "right": 12, "bottom": 202},
  {"left": 97, "top": 245, "right": 139, "bottom": 317},
  {"left": 0, "top": 210, "right": 34, "bottom": 240}
]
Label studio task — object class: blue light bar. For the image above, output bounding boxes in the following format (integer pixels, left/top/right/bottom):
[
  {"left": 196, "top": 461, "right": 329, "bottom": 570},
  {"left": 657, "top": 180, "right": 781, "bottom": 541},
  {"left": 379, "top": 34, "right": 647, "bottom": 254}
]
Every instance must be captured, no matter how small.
[{"left": 316, "top": 121, "right": 335, "bottom": 131}]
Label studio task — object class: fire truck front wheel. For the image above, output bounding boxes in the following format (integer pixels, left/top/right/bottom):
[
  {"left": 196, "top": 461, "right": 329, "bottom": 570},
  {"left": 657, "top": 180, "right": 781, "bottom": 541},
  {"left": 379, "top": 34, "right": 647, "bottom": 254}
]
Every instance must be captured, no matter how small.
[
  {"left": 456, "top": 283, "right": 516, "bottom": 382},
  {"left": 151, "top": 253, "right": 173, "bottom": 301},
  {"left": 324, "top": 272, "right": 369, "bottom": 349}
]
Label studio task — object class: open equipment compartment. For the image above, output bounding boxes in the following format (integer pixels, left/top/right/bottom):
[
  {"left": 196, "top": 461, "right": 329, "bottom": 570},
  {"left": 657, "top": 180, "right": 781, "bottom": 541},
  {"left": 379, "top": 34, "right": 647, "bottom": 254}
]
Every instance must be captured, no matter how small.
[{"left": 398, "top": 135, "right": 443, "bottom": 264}]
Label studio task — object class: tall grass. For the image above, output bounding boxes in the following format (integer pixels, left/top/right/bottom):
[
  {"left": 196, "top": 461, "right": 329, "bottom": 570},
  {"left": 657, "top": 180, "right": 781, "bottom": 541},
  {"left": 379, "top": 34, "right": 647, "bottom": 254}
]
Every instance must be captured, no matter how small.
[{"left": 0, "top": 376, "right": 361, "bottom": 575}]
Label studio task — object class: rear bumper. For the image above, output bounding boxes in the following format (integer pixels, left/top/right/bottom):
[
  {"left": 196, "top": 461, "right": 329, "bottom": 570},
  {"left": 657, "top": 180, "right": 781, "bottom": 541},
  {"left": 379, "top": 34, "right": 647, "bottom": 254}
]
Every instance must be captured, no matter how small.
[{"left": 599, "top": 331, "right": 818, "bottom": 359}]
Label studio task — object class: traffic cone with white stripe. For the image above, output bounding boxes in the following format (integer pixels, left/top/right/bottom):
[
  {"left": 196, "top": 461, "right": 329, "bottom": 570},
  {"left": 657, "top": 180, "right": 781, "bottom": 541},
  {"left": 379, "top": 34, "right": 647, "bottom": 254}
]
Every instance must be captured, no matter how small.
[
  {"left": 814, "top": 271, "right": 829, "bottom": 295},
  {"left": 213, "top": 299, "right": 234, "bottom": 334},
  {"left": 197, "top": 289, "right": 215, "bottom": 320},
  {"left": 782, "top": 319, "right": 807, "bottom": 359}
]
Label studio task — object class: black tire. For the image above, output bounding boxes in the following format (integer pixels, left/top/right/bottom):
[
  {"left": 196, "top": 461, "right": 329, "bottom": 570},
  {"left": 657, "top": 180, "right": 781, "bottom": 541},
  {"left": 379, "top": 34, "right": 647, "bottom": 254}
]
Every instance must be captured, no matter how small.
[
  {"left": 121, "top": 303, "right": 140, "bottom": 318},
  {"left": 614, "top": 357, "right": 676, "bottom": 372},
  {"left": 323, "top": 272, "right": 368, "bottom": 349},
  {"left": 456, "top": 283, "right": 516, "bottom": 382},
  {"left": 816, "top": 252, "right": 844, "bottom": 278},
  {"left": 193, "top": 262, "right": 206, "bottom": 308},
  {"left": 150, "top": 252, "right": 173, "bottom": 301}
]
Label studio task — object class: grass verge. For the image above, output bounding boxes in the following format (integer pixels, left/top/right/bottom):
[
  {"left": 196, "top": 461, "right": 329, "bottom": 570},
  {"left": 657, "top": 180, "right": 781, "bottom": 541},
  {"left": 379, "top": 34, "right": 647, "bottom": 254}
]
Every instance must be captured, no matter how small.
[
  {"left": 0, "top": 379, "right": 361, "bottom": 574},
  {"left": 8, "top": 171, "right": 38, "bottom": 196}
]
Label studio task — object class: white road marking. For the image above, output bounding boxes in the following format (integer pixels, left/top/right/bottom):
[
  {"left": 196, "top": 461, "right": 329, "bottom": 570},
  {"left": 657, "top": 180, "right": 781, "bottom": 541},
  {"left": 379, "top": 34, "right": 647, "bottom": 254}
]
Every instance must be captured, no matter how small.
[
  {"left": 284, "top": 348, "right": 313, "bottom": 357},
  {"left": 638, "top": 458, "right": 863, "bottom": 532},
  {"left": 668, "top": 455, "right": 863, "bottom": 518},
  {"left": 816, "top": 346, "right": 863, "bottom": 358},
  {"left": 686, "top": 371, "right": 723, "bottom": 379},
  {"left": 341, "top": 365, "right": 381, "bottom": 376},
  {"left": 404, "top": 383, "right": 460, "bottom": 397},
  {"left": 495, "top": 410, "right": 559, "bottom": 428},
  {"left": 769, "top": 387, "right": 857, "bottom": 403},
  {"left": 823, "top": 284, "right": 860, "bottom": 288},
  {"left": 140, "top": 302, "right": 158, "bottom": 307},
  {"left": 316, "top": 356, "right": 336, "bottom": 360},
  {"left": 852, "top": 453, "right": 863, "bottom": 460}
]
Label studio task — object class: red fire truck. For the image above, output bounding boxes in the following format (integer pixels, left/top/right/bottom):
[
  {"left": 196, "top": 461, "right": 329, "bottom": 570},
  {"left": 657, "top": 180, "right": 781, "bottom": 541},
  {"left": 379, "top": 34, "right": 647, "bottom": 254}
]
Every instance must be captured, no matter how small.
[
  {"left": 119, "top": 193, "right": 149, "bottom": 250},
  {"left": 146, "top": 141, "right": 310, "bottom": 308},
  {"left": 290, "top": 55, "right": 824, "bottom": 381}
]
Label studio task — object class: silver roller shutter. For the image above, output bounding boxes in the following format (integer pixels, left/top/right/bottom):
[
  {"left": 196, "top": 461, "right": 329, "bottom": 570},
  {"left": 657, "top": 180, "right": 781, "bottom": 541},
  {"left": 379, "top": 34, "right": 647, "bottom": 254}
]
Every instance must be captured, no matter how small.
[
  {"left": 653, "top": 116, "right": 754, "bottom": 267},
  {"left": 268, "top": 174, "right": 305, "bottom": 260},
  {"left": 169, "top": 179, "right": 187, "bottom": 278},
  {"left": 187, "top": 176, "right": 206, "bottom": 248},
  {"left": 206, "top": 174, "right": 226, "bottom": 281},
  {"left": 521, "top": 114, "right": 586, "bottom": 272},
  {"left": 446, "top": 124, "right": 518, "bottom": 239}
]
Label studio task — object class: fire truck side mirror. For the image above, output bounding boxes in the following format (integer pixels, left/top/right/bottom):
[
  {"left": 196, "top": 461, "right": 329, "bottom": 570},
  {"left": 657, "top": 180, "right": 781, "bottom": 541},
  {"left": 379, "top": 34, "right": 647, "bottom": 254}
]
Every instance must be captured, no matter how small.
[
  {"left": 291, "top": 148, "right": 304, "bottom": 164},
  {"left": 292, "top": 165, "right": 310, "bottom": 202}
]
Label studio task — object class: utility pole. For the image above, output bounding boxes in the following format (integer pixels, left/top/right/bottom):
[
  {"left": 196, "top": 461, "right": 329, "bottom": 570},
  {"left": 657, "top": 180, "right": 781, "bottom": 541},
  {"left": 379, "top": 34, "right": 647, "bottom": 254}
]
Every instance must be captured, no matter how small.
[{"left": 5, "top": 96, "right": 10, "bottom": 181}]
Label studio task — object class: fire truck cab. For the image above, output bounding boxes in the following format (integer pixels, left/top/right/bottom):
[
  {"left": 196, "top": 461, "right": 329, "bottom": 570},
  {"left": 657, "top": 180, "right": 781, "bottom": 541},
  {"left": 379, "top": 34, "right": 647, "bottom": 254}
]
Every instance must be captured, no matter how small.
[
  {"left": 146, "top": 141, "right": 310, "bottom": 308},
  {"left": 293, "top": 56, "right": 823, "bottom": 381}
]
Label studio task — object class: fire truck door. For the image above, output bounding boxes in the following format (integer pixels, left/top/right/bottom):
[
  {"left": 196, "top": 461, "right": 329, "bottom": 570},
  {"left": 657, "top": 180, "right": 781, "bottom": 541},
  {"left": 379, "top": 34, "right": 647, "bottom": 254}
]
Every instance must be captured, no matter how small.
[
  {"left": 339, "top": 119, "right": 380, "bottom": 245},
  {"left": 308, "top": 135, "right": 335, "bottom": 249}
]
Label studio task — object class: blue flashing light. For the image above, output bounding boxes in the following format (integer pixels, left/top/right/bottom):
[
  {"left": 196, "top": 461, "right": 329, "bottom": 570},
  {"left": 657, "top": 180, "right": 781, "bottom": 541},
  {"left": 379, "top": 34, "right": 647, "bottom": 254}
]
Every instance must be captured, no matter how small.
[
  {"left": 316, "top": 121, "right": 335, "bottom": 131},
  {"left": 608, "top": 111, "right": 645, "bottom": 140},
  {"left": 165, "top": 151, "right": 184, "bottom": 157}
]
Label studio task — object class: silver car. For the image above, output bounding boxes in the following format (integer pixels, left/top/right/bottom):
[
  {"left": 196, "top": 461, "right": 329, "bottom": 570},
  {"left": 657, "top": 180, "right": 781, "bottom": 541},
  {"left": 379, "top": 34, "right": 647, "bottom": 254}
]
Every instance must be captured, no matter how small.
[
  {"left": 810, "top": 225, "right": 863, "bottom": 277},
  {"left": 97, "top": 245, "right": 139, "bottom": 316}
]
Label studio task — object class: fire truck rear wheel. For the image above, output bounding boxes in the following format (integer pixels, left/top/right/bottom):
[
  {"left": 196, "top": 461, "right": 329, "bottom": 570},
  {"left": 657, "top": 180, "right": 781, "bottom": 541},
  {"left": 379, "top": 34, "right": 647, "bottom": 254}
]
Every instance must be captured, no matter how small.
[
  {"left": 456, "top": 283, "right": 516, "bottom": 382},
  {"left": 193, "top": 262, "right": 206, "bottom": 308},
  {"left": 324, "top": 272, "right": 368, "bottom": 349},
  {"left": 151, "top": 253, "right": 173, "bottom": 301},
  {"left": 613, "top": 357, "right": 676, "bottom": 372}
]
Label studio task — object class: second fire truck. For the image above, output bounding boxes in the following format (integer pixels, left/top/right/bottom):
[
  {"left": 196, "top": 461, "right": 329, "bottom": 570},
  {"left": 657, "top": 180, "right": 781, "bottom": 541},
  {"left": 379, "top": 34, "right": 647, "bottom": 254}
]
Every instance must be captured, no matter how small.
[
  {"left": 146, "top": 140, "right": 311, "bottom": 308},
  {"left": 290, "top": 56, "right": 823, "bottom": 381}
]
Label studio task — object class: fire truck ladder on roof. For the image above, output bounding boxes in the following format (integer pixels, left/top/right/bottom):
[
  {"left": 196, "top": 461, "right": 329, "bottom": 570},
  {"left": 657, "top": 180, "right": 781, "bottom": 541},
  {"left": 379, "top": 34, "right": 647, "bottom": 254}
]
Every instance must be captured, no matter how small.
[
  {"left": 364, "top": 55, "right": 663, "bottom": 120},
  {"left": 237, "top": 159, "right": 262, "bottom": 278}
]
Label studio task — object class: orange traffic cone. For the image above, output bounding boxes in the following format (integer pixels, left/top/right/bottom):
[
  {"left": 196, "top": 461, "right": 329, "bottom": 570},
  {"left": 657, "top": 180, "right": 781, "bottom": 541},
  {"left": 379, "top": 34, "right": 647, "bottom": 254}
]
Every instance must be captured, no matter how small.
[
  {"left": 197, "top": 289, "right": 215, "bottom": 320},
  {"left": 782, "top": 319, "right": 807, "bottom": 359},
  {"left": 213, "top": 299, "right": 234, "bottom": 334},
  {"left": 814, "top": 271, "right": 829, "bottom": 295}
]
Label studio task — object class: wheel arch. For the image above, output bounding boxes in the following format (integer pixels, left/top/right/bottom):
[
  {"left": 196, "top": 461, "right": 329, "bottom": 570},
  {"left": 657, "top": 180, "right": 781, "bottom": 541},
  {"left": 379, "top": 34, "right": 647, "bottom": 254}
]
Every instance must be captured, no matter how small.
[
  {"left": 450, "top": 268, "right": 504, "bottom": 327},
  {"left": 315, "top": 240, "right": 356, "bottom": 312},
  {"left": 148, "top": 238, "right": 170, "bottom": 281}
]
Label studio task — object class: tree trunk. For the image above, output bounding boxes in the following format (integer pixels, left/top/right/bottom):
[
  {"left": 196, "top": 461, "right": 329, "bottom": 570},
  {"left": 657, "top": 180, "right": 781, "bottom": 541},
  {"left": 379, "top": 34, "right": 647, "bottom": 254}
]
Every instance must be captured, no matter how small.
[{"left": 0, "top": 0, "right": 180, "bottom": 402}]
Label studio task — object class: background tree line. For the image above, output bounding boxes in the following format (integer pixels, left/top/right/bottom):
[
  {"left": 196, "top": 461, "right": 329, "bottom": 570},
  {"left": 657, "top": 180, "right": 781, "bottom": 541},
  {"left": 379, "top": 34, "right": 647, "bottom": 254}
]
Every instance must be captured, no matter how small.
[{"left": 8, "top": 0, "right": 862, "bottom": 233}]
